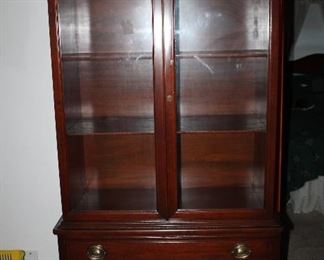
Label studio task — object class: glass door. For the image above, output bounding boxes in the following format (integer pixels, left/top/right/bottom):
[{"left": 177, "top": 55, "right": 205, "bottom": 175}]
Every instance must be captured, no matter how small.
[
  {"left": 58, "top": 0, "right": 156, "bottom": 211},
  {"left": 175, "top": 0, "right": 269, "bottom": 209}
]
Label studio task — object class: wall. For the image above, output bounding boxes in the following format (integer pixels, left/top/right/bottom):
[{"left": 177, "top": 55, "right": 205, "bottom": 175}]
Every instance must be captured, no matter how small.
[
  {"left": 290, "top": 3, "right": 324, "bottom": 60},
  {"left": 0, "top": 1, "right": 61, "bottom": 259}
]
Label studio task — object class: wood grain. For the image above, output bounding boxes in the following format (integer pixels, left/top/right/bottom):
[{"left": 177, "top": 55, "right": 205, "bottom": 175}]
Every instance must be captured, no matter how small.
[
  {"left": 65, "top": 114, "right": 266, "bottom": 135},
  {"left": 76, "top": 188, "right": 156, "bottom": 210},
  {"left": 179, "top": 132, "right": 264, "bottom": 163},
  {"left": 181, "top": 187, "right": 264, "bottom": 209},
  {"left": 83, "top": 134, "right": 156, "bottom": 190},
  {"left": 66, "top": 116, "right": 154, "bottom": 135},
  {"left": 179, "top": 114, "right": 266, "bottom": 132},
  {"left": 179, "top": 132, "right": 265, "bottom": 209},
  {"left": 64, "top": 237, "right": 278, "bottom": 260},
  {"left": 177, "top": 57, "right": 268, "bottom": 116}
]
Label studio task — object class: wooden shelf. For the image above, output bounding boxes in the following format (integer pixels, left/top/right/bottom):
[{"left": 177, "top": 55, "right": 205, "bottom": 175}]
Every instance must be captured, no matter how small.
[
  {"left": 181, "top": 161, "right": 264, "bottom": 189},
  {"left": 75, "top": 187, "right": 263, "bottom": 211},
  {"left": 176, "top": 50, "right": 268, "bottom": 59},
  {"left": 181, "top": 187, "right": 264, "bottom": 209},
  {"left": 66, "top": 117, "right": 154, "bottom": 135},
  {"left": 61, "top": 50, "right": 267, "bottom": 62},
  {"left": 76, "top": 188, "right": 156, "bottom": 211},
  {"left": 67, "top": 115, "right": 265, "bottom": 135},
  {"left": 62, "top": 52, "right": 152, "bottom": 61},
  {"left": 178, "top": 115, "right": 266, "bottom": 133}
]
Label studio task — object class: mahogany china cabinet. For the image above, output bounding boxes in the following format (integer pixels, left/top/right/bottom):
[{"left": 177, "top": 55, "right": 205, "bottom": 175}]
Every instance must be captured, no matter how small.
[{"left": 48, "top": 0, "right": 284, "bottom": 259}]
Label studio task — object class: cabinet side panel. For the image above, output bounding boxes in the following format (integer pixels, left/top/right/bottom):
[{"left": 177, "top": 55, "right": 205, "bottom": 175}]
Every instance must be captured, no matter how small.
[{"left": 48, "top": 0, "right": 72, "bottom": 214}]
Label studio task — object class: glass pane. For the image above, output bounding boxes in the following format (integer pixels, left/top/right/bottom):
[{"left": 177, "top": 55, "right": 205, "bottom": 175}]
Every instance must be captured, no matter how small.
[
  {"left": 180, "top": 133, "right": 265, "bottom": 209},
  {"left": 176, "top": 0, "right": 269, "bottom": 52},
  {"left": 58, "top": 0, "right": 156, "bottom": 211},
  {"left": 176, "top": 0, "right": 269, "bottom": 209},
  {"left": 177, "top": 57, "right": 267, "bottom": 132},
  {"left": 62, "top": 59, "right": 154, "bottom": 135},
  {"left": 59, "top": 0, "right": 153, "bottom": 54}
]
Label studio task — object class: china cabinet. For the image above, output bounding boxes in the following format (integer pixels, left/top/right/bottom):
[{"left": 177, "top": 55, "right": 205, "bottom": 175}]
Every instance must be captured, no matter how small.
[{"left": 48, "top": 0, "right": 284, "bottom": 258}]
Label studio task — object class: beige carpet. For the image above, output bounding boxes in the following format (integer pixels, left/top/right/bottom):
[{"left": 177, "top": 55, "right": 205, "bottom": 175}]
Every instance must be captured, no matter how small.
[{"left": 288, "top": 210, "right": 324, "bottom": 260}]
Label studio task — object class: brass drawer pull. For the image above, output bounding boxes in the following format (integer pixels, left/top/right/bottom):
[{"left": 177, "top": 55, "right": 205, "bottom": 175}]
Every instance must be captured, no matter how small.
[
  {"left": 231, "top": 243, "right": 251, "bottom": 259},
  {"left": 87, "top": 245, "right": 107, "bottom": 260}
]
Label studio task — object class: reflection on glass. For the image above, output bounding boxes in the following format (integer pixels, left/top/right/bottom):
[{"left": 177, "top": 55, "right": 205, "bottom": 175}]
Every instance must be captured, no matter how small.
[
  {"left": 179, "top": 133, "right": 265, "bottom": 209},
  {"left": 176, "top": 0, "right": 269, "bottom": 209},
  {"left": 60, "top": 0, "right": 153, "bottom": 54},
  {"left": 58, "top": 0, "right": 156, "bottom": 211},
  {"left": 177, "top": 57, "right": 268, "bottom": 132},
  {"left": 62, "top": 59, "right": 154, "bottom": 134},
  {"left": 175, "top": 0, "right": 269, "bottom": 53}
]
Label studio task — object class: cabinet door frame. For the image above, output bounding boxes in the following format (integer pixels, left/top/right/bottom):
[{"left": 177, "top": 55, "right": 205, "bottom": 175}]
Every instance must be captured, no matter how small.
[
  {"left": 48, "top": 0, "right": 165, "bottom": 221},
  {"left": 153, "top": 0, "right": 178, "bottom": 219},
  {"left": 48, "top": 0, "right": 283, "bottom": 222},
  {"left": 163, "top": 0, "right": 284, "bottom": 220}
]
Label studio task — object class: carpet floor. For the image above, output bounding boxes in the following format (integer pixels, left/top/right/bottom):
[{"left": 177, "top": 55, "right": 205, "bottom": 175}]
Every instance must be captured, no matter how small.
[{"left": 287, "top": 210, "right": 324, "bottom": 260}]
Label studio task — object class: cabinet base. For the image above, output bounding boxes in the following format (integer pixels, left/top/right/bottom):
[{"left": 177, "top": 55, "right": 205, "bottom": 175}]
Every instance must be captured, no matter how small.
[{"left": 54, "top": 218, "right": 282, "bottom": 259}]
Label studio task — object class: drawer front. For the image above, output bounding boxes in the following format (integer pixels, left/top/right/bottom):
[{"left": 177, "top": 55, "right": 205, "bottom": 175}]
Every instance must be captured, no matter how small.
[{"left": 62, "top": 238, "right": 279, "bottom": 260}]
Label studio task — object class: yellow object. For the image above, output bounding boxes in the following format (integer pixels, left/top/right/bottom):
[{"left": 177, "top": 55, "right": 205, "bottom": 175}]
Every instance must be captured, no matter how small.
[{"left": 0, "top": 250, "right": 25, "bottom": 260}]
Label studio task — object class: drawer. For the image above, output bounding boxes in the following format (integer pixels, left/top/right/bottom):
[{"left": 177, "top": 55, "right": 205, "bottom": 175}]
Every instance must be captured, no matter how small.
[{"left": 62, "top": 238, "right": 279, "bottom": 260}]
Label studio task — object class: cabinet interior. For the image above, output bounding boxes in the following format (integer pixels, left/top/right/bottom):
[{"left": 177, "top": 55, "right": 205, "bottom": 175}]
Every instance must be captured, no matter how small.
[{"left": 57, "top": 0, "right": 269, "bottom": 212}]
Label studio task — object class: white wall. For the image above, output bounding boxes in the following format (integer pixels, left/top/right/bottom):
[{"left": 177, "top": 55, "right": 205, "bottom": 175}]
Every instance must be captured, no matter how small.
[
  {"left": 290, "top": 3, "right": 324, "bottom": 60},
  {"left": 0, "top": 1, "right": 61, "bottom": 259}
]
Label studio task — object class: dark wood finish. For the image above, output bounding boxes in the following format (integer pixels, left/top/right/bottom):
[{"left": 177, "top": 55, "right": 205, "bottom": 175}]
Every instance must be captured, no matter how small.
[
  {"left": 54, "top": 217, "right": 282, "bottom": 258},
  {"left": 62, "top": 59, "right": 154, "bottom": 118},
  {"left": 63, "top": 134, "right": 156, "bottom": 211},
  {"left": 265, "top": 0, "right": 284, "bottom": 214},
  {"left": 179, "top": 132, "right": 265, "bottom": 209},
  {"left": 179, "top": 132, "right": 263, "bottom": 165},
  {"left": 253, "top": 131, "right": 266, "bottom": 198},
  {"left": 62, "top": 52, "right": 152, "bottom": 61},
  {"left": 62, "top": 50, "right": 268, "bottom": 61},
  {"left": 83, "top": 134, "right": 155, "bottom": 190},
  {"left": 48, "top": 0, "right": 284, "bottom": 258},
  {"left": 55, "top": 226, "right": 281, "bottom": 260},
  {"left": 176, "top": 50, "right": 268, "bottom": 59},
  {"left": 48, "top": 0, "right": 72, "bottom": 215},
  {"left": 181, "top": 187, "right": 263, "bottom": 209},
  {"left": 177, "top": 57, "right": 267, "bottom": 116},
  {"left": 65, "top": 136, "right": 86, "bottom": 210},
  {"left": 54, "top": 216, "right": 281, "bottom": 231},
  {"left": 152, "top": 0, "right": 170, "bottom": 219},
  {"left": 66, "top": 117, "right": 154, "bottom": 135},
  {"left": 63, "top": 238, "right": 277, "bottom": 260},
  {"left": 179, "top": 114, "right": 266, "bottom": 132},
  {"left": 76, "top": 188, "right": 156, "bottom": 211},
  {"left": 181, "top": 162, "right": 263, "bottom": 189},
  {"left": 66, "top": 114, "right": 265, "bottom": 135},
  {"left": 163, "top": 0, "right": 179, "bottom": 218}
]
